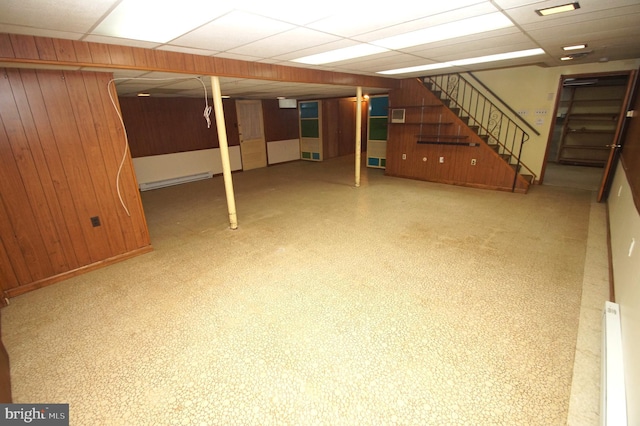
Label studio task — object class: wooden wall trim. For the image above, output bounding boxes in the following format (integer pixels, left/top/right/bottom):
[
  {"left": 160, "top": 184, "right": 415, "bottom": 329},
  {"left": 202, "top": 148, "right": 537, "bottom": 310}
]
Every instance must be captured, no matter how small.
[
  {"left": 3, "top": 245, "right": 153, "bottom": 299},
  {"left": 0, "top": 33, "right": 401, "bottom": 90}
]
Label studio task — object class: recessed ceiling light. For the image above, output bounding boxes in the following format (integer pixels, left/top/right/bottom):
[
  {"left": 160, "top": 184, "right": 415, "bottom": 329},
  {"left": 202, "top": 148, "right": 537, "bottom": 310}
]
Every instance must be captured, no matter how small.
[
  {"left": 560, "top": 56, "right": 573, "bottom": 61},
  {"left": 535, "top": 2, "right": 580, "bottom": 16},
  {"left": 378, "top": 48, "right": 545, "bottom": 75},
  {"left": 137, "top": 92, "right": 151, "bottom": 97},
  {"left": 563, "top": 44, "right": 587, "bottom": 51}
]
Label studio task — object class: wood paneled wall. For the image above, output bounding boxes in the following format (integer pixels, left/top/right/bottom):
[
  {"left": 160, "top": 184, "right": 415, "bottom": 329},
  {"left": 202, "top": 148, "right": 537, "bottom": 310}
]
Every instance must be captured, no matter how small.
[
  {"left": 119, "top": 97, "right": 239, "bottom": 158},
  {"left": 621, "top": 72, "right": 640, "bottom": 212},
  {"left": 385, "top": 79, "right": 529, "bottom": 192},
  {"left": 0, "top": 33, "right": 400, "bottom": 91},
  {"left": 322, "top": 98, "right": 368, "bottom": 160},
  {"left": 0, "top": 68, "right": 151, "bottom": 299},
  {"left": 120, "top": 97, "right": 299, "bottom": 158},
  {"left": 262, "top": 99, "right": 299, "bottom": 142}
]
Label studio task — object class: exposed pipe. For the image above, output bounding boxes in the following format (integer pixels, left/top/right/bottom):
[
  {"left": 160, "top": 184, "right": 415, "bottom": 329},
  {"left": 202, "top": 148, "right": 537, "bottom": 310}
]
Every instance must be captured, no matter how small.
[
  {"left": 210, "top": 76, "right": 238, "bottom": 229},
  {"left": 355, "top": 86, "right": 362, "bottom": 187}
]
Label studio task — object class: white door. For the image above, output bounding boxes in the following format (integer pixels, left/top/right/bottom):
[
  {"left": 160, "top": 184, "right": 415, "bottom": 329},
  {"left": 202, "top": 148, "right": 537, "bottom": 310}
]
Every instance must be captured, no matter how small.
[{"left": 236, "top": 100, "right": 267, "bottom": 170}]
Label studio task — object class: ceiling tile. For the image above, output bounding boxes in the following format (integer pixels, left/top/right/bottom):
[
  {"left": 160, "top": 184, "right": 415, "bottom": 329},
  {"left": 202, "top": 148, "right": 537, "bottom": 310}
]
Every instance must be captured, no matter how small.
[
  {"left": 226, "top": 27, "right": 341, "bottom": 58},
  {"left": 0, "top": 0, "right": 116, "bottom": 33},
  {"left": 170, "top": 10, "right": 295, "bottom": 52}
]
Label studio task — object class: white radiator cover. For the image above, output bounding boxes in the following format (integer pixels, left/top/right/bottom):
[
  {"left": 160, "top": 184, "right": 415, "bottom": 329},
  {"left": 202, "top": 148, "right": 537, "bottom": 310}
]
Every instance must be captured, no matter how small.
[
  {"left": 601, "top": 301, "right": 627, "bottom": 426},
  {"left": 138, "top": 172, "right": 213, "bottom": 191},
  {"left": 133, "top": 147, "right": 242, "bottom": 190}
]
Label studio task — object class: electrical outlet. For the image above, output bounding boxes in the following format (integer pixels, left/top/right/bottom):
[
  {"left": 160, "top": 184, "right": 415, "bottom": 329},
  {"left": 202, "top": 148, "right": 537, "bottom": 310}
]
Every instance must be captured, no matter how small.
[
  {"left": 439, "top": 156, "right": 444, "bottom": 163},
  {"left": 402, "top": 153, "right": 406, "bottom": 160},
  {"left": 471, "top": 159, "right": 477, "bottom": 165}
]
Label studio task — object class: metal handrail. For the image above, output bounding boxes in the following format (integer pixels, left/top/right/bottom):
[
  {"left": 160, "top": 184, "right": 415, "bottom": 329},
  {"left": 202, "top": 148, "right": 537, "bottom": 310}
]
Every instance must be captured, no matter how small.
[
  {"left": 467, "top": 72, "right": 540, "bottom": 137},
  {"left": 423, "top": 74, "right": 536, "bottom": 191}
]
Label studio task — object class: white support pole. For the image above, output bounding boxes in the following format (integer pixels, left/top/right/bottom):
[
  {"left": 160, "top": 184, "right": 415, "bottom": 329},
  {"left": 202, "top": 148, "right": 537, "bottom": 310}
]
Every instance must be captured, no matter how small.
[
  {"left": 355, "top": 86, "right": 362, "bottom": 187},
  {"left": 210, "top": 76, "right": 238, "bottom": 229}
]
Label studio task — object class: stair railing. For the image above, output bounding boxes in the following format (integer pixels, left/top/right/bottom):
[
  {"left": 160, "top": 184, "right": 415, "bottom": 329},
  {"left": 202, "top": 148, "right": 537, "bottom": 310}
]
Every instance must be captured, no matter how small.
[{"left": 423, "top": 73, "right": 537, "bottom": 191}]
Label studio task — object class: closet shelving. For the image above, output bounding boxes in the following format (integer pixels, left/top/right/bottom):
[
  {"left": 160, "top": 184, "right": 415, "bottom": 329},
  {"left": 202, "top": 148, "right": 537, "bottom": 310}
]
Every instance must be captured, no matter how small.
[{"left": 557, "top": 85, "right": 625, "bottom": 166}]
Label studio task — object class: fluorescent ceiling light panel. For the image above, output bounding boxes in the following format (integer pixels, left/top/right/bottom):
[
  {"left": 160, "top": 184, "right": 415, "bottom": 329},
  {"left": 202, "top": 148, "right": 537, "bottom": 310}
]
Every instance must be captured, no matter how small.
[
  {"left": 377, "top": 62, "right": 452, "bottom": 75},
  {"left": 535, "top": 2, "right": 580, "bottom": 16},
  {"left": 378, "top": 48, "right": 545, "bottom": 75},
  {"left": 291, "top": 12, "right": 513, "bottom": 65},
  {"left": 374, "top": 12, "right": 514, "bottom": 50},
  {"left": 292, "top": 44, "right": 389, "bottom": 65},
  {"left": 94, "top": 0, "right": 231, "bottom": 43},
  {"left": 563, "top": 44, "right": 587, "bottom": 50}
]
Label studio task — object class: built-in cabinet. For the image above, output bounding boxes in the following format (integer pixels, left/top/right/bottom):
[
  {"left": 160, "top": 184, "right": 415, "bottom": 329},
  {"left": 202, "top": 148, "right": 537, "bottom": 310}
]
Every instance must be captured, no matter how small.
[{"left": 557, "top": 84, "right": 626, "bottom": 166}]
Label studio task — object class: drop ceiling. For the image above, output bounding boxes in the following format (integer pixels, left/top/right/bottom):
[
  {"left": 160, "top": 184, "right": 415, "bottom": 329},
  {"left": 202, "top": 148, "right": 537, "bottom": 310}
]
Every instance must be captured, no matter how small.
[{"left": 1, "top": 0, "right": 639, "bottom": 99}]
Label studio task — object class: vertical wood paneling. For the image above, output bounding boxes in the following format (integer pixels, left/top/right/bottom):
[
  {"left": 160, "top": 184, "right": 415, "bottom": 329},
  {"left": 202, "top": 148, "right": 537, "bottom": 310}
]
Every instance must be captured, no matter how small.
[
  {"left": 34, "top": 36, "right": 57, "bottom": 61},
  {"left": 0, "top": 163, "right": 33, "bottom": 285},
  {"left": 0, "top": 34, "right": 401, "bottom": 92},
  {"left": 36, "top": 70, "right": 111, "bottom": 263},
  {"left": 90, "top": 73, "right": 150, "bottom": 249},
  {"left": 89, "top": 43, "right": 112, "bottom": 64},
  {"left": 8, "top": 34, "right": 38, "bottom": 59},
  {"left": 262, "top": 99, "right": 299, "bottom": 142},
  {"left": 108, "top": 45, "right": 135, "bottom": 66},
  {"left": 52, "top": 39, "right": 77, "bottom": 62},
  {"left": 64, "top": 71, "right": 127, "bottom": 254},
  {"left": 386, "top": 78, "right": 526, "bottom": 191},
  {"left": 19, "top": 71, "right": 91, "bottom": 267},
  {"left": 0, "top": 235, "right": 18, "bottom": 289},
  {"left": 71, "top": 40, "right": 92, "bottom": 63},
  {"left": 4, "top": 69, "right": 72, "bottom": 274},
  {"left": 0, "top": 68, "right": 150, "bottom": 295},
  {"left": 119, "top": 96, "right": 240, "bottom": 158},
  {"left": 0, "top": 34, "right": 15, "bottom": 58},
  {"left": 0, "top": 76, "right": 55, "bottom": 282}
]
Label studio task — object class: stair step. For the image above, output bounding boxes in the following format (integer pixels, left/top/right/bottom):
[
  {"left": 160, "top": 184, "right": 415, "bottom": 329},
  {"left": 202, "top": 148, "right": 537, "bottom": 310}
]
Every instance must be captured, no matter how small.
[
  {"left": 459, "top": 116, "right": 470, "bottom": 124},
  {"left": 468, "top": 125, "right": 480, "bottom": 133},
  {"left": 520, "top": 174, "right": 535, "bottom": 184},
  {"left": 509, "top": 164, "right": 522, "bottom": 173},
  {"left": 441, "top": 99, "right": 451, "bottom": 107},
  {"left": 487, "top": 143, "right": 499, "bottom": 151},
  {"left": 448, "top": 106, "right": 460, "bottom": 115},
  {"left": 478, "top": 134, "right": 490, "bottom": 142},
  {"left": 499, "top": 154, "right": 511, "bottom": 161},
  {"left": 432, "top": 90, "right": 442, "bottom": 97}
]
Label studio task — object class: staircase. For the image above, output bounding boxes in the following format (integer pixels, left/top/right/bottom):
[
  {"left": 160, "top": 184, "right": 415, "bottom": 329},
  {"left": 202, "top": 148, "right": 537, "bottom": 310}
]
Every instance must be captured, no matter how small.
[{"left": 422, "top": 73, "right": 537, "bottom": 191}]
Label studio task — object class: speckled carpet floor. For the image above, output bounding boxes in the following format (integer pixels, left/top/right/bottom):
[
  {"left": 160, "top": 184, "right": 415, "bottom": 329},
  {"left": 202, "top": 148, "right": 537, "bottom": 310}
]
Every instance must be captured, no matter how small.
[{"left": 3, "top": 155, "right": 596, "bottom": 425}]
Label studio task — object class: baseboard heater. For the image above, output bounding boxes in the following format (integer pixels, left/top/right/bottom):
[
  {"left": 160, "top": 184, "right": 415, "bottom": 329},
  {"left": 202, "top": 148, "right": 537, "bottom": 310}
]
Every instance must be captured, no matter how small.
[
  {"left": 601, "top": 301, "right": 627, "bottom": 426},
  {"left": 139, "top": 172, "right": 213, "bottom": 191}
]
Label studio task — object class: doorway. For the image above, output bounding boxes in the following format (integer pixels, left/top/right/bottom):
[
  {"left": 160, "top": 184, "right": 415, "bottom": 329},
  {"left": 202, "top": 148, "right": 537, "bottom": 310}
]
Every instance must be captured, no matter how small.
[
  {"left": 543, "top": 72, "right": 633, "bottom": 198},
  {"left": 236, "top": 100, "right": 267, "bottom": 170}
]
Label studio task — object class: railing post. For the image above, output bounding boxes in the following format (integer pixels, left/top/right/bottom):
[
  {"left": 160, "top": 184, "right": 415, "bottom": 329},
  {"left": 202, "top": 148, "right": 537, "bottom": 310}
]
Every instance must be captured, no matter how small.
[{"left": 512, "top": 134, "right": 526, "bottom": 192}]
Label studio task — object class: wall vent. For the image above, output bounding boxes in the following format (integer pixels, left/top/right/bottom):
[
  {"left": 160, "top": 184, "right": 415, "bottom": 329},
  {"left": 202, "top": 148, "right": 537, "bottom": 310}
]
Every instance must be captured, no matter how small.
[{"left": 391, "top": 108, "right": 406, "bottom": 123}]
